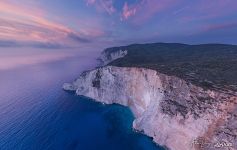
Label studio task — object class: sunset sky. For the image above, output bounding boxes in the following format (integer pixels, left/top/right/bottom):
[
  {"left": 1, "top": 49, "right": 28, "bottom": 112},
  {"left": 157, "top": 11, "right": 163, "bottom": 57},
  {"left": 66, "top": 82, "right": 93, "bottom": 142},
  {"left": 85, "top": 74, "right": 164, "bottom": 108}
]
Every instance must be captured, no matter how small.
[{"left": 0, "top": 0, "right": 237, "bottom": 50}]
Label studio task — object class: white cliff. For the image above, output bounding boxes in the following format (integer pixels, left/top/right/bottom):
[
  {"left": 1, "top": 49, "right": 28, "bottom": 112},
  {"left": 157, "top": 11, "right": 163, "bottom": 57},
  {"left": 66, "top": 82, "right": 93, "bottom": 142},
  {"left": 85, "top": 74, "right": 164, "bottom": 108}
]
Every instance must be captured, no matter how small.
[
  {"left": 63, "top": 66, "right": 237, "bottom": 150},
  {"left": 98, "top": 49, "right": 127, "bottom": 65}
]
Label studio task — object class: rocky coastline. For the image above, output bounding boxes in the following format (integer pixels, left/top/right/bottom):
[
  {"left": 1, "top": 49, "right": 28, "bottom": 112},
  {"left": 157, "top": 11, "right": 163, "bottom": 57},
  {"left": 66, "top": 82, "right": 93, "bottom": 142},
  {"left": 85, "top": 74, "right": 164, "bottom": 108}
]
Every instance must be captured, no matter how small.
[{"left": 63, "top": 45, "right": 237, "bottom": 150}]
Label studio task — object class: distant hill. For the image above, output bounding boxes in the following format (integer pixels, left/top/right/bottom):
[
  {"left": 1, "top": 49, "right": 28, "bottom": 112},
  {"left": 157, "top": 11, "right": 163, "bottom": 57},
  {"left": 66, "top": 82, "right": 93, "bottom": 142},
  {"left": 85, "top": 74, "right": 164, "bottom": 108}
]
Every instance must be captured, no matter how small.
[{"left": 105, "top": 43, "right": 237, "bottom": 91}]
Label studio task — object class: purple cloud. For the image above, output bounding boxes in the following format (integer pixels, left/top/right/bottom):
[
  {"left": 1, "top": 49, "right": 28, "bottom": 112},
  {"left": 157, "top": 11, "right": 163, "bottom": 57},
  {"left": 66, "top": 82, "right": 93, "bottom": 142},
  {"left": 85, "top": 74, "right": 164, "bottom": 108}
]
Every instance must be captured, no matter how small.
[
  {"left": 180, "top": 0, "right": 237, "bottom": 23},
  {"left": 120, "top": 0, "right": 180, "bottom": 25},
  {"left": 0, "top": 1, "right": 102, "bottom": 48},
  {"left": 121, "top": 2, "right": 137, "bottom": 20},
  {"left": 85, "top": 0, "right": 116, "bottom": 15},
  {"left": 203, "top": 22, "right": 237, "bottom": 32}
]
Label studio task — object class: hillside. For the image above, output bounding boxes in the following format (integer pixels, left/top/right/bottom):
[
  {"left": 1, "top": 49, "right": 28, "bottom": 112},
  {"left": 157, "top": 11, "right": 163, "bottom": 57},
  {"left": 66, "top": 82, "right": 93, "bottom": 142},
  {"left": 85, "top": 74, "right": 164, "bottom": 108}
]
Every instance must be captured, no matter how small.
[{"left": 105, "top": 43, "right": 237, "bottom": 92}]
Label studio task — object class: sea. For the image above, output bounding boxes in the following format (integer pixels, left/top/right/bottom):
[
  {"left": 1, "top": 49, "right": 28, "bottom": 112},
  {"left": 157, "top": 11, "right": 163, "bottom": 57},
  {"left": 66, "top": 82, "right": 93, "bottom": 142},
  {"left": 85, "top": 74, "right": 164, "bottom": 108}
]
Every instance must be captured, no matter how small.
[{"left": 0, "top": 55, "right": 164, "bottom": 150}]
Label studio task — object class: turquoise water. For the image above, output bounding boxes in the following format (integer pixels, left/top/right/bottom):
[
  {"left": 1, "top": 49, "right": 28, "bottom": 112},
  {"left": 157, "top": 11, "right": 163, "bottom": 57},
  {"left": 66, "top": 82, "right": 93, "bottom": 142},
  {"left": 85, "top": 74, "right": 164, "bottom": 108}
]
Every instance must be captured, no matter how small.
[{"left": 0, "top": 56, "right": 164, "bottom": 150}]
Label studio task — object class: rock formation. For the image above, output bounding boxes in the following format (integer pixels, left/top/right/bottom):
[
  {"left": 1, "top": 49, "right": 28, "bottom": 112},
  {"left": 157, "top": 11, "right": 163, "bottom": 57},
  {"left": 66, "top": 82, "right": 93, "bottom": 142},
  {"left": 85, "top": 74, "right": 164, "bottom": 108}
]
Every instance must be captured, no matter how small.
[
  {"left": 98, "top": 49, "right": 127, "bottom": 65},
  {"left": 63, "top": 44, "right": 237, "bottom": 150}
]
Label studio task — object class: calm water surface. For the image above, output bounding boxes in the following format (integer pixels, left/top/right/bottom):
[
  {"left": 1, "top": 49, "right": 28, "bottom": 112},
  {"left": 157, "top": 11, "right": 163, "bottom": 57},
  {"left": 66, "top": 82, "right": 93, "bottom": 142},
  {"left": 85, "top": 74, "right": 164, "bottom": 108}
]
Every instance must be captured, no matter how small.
[{"left": 0, "top": 56, "right": 164, "bottom": 150}]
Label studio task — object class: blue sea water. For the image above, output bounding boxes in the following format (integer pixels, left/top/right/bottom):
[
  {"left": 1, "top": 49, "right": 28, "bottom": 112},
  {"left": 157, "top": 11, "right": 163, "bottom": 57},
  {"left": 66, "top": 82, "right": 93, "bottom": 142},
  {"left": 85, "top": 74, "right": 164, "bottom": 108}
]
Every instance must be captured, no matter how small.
[{"left": 0, "top": 56, "right": 165, "bottom": 150}]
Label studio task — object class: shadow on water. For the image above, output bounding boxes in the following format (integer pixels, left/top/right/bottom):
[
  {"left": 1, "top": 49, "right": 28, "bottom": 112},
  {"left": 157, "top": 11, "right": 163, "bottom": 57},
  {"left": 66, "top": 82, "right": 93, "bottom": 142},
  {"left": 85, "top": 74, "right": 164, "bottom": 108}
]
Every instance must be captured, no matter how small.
[{"left": 0, "top": 56, "right": 165, "bottom": 150}]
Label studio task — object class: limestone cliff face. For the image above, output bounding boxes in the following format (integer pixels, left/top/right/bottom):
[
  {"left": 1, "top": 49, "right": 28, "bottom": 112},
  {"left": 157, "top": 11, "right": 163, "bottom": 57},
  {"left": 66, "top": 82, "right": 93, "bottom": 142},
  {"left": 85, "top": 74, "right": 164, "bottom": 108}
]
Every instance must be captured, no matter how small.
[
  {"left": 98, "top": 49, "right": 127, "bottom": 65},
  {"left": 63, "top": 66, "right": 237, "bottom": 150}
]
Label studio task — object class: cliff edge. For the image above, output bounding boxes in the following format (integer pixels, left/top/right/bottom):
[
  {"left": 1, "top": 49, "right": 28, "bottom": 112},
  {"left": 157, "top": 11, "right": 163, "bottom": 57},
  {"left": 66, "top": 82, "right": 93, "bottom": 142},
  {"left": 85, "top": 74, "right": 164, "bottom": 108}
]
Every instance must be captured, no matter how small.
[{"left": 64, "top": 43, "right": 237, "bottom": 150}]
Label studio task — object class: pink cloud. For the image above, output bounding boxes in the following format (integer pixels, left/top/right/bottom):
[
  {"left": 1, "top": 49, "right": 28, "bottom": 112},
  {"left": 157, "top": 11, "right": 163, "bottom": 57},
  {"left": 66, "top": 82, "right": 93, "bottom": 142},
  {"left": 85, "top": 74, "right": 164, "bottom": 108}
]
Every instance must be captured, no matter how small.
[
  {"left": 121, "top": 2, "right": 137, "bottom": 20},
  {"left": 76, "top": 17, "right": 107, "bottom": 39},
  {"left": 121, "top": 0, "right": 180, "bottom": 25},
  {"left": 80, "top": 28, "right": 105, "bottom": 38},
  {"left": 0, "top": 1, "right": 94, "bottom": 47}
]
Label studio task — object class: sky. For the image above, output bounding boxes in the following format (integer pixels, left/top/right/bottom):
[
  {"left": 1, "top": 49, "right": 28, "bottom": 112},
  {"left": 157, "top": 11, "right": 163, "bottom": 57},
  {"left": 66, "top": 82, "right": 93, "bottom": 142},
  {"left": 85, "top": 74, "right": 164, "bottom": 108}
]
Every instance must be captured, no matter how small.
[
  {"left": 0, "top": 0, "right": 237, "bottom": 67},
  {"left": 1, "top": 0, "right": 237, "bottom": 49}
]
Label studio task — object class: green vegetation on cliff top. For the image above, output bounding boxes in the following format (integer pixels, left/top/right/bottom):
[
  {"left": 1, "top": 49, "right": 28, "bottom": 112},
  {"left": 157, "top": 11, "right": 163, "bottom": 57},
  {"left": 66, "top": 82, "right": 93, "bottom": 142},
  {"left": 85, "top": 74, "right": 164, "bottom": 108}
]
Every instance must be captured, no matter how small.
[{"left": 105, "top": 43, "right": 237, "bottom": 91}]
